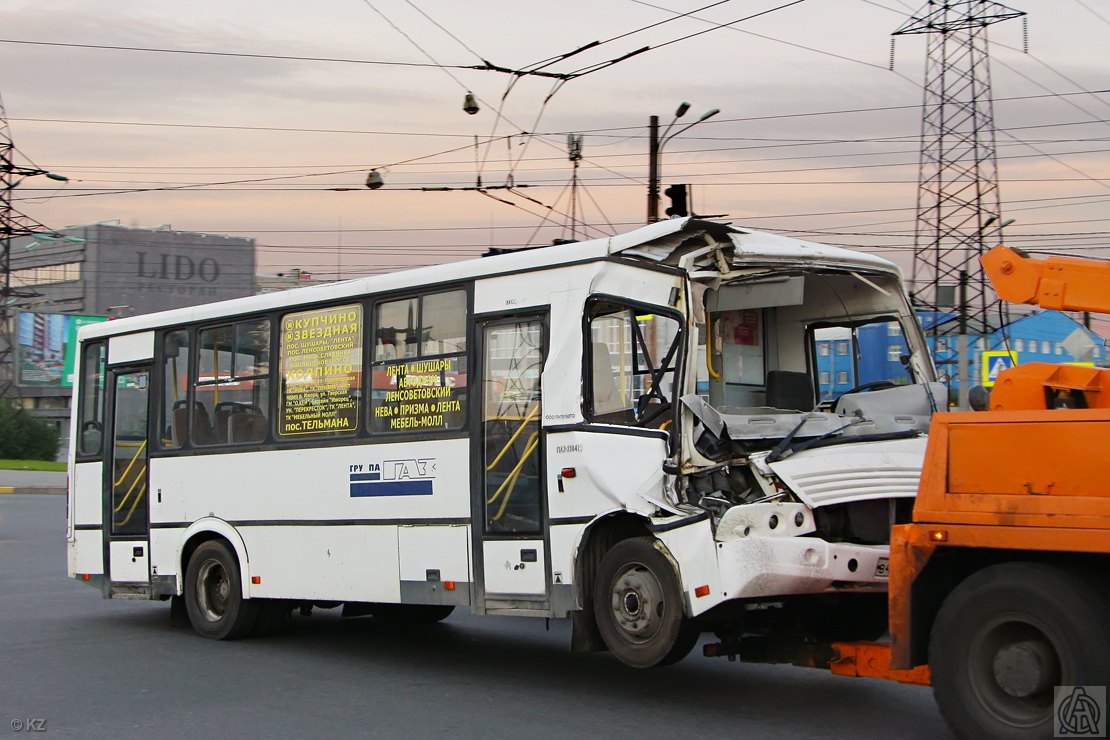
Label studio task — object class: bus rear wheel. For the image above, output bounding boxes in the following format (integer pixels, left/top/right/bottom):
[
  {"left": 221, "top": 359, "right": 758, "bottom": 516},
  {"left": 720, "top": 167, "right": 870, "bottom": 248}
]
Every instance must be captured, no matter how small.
[
  {"left": 593, "top": 537, "right": 699, "bottom": 668},
  {"left": 930, "top": 562, "right": 1110, "bottom": 740},
  {"left": 184, "top": 540, "right": 259, "bottom": 640}
]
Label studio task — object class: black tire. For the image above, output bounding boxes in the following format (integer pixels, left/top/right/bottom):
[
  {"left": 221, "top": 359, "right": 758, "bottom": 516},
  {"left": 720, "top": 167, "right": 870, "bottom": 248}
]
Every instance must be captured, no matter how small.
[
  {"left": 592, "top": 537, "right": 700, "bottom": 668},
  {"left": 184, "top": 540, "right": 260, "bottom": 640},
  {"left": 930, "top": 562, "right": 1110, "bottom": 740},
  {"left": 369, "top": 604, "right": 455, "bottom": 626}
]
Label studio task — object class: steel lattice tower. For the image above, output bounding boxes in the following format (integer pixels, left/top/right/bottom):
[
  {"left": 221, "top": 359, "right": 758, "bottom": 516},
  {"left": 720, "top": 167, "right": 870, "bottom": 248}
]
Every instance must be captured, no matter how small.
[
  {"left": 0, "top": 92, "right": 56, "bottom": 401},
  {"left": 894, "top": 1, "right": 1024, "bottom": 335}
]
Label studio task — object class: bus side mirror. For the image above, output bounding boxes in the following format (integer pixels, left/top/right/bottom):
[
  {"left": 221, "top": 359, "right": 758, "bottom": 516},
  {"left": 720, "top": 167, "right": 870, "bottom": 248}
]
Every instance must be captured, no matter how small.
[{"left": 968, "top": 385, "right": 991, "bottom": 412}]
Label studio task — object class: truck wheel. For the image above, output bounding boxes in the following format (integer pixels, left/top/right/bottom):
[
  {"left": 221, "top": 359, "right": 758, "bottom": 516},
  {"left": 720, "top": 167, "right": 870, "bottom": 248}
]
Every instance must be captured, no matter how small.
[
  {"left": 184, "top": 540, "right": 259, "bottom": 640},
  {"left": 930, "top": 562, "right": 1110, "bottom": 740},
  {"left": 593, "top": 537, "right": 699, "bottom": 668}
]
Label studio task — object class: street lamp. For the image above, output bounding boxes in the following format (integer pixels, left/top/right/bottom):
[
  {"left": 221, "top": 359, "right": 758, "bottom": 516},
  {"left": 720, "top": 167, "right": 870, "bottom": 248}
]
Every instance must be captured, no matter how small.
[{"left": 648, "top": 103, "right": 720, "bottom": 223}]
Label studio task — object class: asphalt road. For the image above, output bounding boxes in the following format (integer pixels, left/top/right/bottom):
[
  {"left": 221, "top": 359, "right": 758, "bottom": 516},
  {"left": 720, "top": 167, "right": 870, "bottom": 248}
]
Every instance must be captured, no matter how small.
[
  {"left": 1, "top": 494, "right": 953, "bottom": 739},
  {"left": 0, "top": 470, "right": 66, "bottom": 493}
]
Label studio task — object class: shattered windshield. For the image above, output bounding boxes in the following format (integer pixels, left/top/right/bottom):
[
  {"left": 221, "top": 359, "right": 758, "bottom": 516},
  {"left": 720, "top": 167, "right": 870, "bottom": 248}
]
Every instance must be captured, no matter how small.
[
  {"left": 698, "top": 270, "right": 925, "bottom": 414},
  {"left": 812, "top": 320, "right": 914, "bottom": 403}
]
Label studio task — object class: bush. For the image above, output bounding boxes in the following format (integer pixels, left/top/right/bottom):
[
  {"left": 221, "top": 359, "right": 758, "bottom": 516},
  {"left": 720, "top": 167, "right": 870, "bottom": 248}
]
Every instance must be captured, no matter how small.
[{"left": 0, "top": 403, "right": 60, "bottom": 461}]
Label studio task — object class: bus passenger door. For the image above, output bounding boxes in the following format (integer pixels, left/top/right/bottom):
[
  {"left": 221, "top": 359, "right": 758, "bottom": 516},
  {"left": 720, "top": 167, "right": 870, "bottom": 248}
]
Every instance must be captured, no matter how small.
[
  {"left": 473, "top": 315, "right": 550, "bottom": 614},
  {"left": 103, "top": 365, "right": 152, "bottom": 595}
]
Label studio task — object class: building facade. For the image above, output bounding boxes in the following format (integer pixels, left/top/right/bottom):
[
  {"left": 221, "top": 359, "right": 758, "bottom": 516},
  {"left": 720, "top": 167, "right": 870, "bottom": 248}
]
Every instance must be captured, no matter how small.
[
  {"left": 815, "top": 310, "right": 1107, "bottom": 406},
  {"left": 7, "top": 222, "right": 256, "bottom": 454},
  {"left": 10, "top": 221, "right": 255, "bottom": 317}
]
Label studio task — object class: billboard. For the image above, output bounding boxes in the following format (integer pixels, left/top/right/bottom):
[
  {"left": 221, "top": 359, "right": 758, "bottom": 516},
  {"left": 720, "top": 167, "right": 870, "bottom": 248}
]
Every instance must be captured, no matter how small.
[{"left": 16, "top": 312, "right": 109, "bottom": 387}]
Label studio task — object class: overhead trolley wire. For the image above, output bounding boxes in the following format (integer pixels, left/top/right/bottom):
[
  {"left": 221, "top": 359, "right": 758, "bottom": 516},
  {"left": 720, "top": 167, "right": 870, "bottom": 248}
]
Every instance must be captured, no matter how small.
[
  {"left": 1072, "top": 0, "right": 1110, "bottom": 29},
  {"left": 357, "top": 0, "right": 473, "bottom": 93},
  {"left": 11, "top": 90, "right": 1107, "bottom": 142},
  {"left": 629, "top": 0, "right": 916, "bottom": 83},
  {"left": 399, "top": 0, "right": 489, "bottom": 64},
  {"left": 0, "top": 38, "right": 483, "bottom": 72},
  {"left": 557, "top": 0, "right": 810, "bottom": 79}
]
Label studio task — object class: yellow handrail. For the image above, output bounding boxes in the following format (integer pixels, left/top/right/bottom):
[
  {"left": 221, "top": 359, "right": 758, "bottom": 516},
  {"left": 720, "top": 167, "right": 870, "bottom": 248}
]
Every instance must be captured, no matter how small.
[
  {"left": 490, "top": 433, "right": 541, "bottom": 521},
  {"left": 171, "top": 355, "right": 179, "bottom": 402},
  {"left": 113, "top": 463, "right": 148, "bottom": 514},
  {"left": 485, "top": 405, "right": 539, "bottom": 471},
  {"left": 486, "top": 431, "right": 539, "bottom": 506},
  {"left": 706, "top": 313, "right": 721, "bottom": 380},
  {"left": 113, "top": 439, "right": 147, "bottom": 488},
  {"left": 114, "top": 484, "right": 146, "bottom": 527}
]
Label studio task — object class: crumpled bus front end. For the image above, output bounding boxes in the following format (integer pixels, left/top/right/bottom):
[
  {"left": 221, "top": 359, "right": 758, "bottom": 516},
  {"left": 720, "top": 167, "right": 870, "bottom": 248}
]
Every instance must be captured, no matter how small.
[
  {"left": 709, "top": 435, "right": 925, "bottom": 601},
  {"left": 612, "top": 220, "right": 941, "bottom": 609}
]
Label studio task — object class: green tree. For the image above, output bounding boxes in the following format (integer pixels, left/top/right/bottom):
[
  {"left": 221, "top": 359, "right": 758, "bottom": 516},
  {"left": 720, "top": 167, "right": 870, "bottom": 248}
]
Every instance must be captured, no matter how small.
[{"left": 0, "top": 403, "right": 60, "bottom": 461}]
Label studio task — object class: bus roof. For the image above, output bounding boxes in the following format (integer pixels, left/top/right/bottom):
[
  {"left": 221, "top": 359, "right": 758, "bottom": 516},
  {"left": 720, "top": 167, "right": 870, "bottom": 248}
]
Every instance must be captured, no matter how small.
[{"left": 78, "top": 218, "right": 900, "bottom": 340}]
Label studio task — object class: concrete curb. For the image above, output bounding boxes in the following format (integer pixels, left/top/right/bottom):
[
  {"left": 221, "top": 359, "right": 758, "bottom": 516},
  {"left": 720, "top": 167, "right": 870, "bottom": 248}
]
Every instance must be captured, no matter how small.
[{"left": 0, "top": 487, "right": 66, "bottom": 495}]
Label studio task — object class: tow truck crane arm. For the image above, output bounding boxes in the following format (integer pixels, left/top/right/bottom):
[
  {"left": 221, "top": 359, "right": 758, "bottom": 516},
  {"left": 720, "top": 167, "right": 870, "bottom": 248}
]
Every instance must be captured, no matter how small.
[
  {"left": 981, "top": 245, "right": 1110, "bottom": 411},
  {"left": 982, "top": 244, "right": 1110, "bottom": 314}
]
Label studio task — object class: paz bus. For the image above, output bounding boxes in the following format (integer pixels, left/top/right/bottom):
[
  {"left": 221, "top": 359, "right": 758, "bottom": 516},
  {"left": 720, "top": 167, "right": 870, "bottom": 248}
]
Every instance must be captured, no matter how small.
[{"left": 68, "top": 217, "right": 942, "bottom": 667}]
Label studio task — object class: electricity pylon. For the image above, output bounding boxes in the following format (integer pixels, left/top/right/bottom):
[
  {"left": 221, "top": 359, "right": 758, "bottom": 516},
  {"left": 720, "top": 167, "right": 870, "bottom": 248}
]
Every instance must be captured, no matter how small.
[
  {"left": 894, "top": 1, "right": 1025, "bottom": 335},
  {"left": 0, "top": 92, "right": 65, "bottom": 401}
]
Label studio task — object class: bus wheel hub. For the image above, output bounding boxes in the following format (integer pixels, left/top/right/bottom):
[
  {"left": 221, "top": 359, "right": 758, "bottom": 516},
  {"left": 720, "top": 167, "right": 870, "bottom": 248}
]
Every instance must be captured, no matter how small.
[{"left": 611, "top": 565, "right": 663, "bottom": 641}]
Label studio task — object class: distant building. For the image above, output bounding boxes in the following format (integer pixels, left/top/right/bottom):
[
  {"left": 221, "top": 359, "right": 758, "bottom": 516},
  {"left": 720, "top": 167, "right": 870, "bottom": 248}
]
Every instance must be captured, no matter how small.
[
  {"left": 815, "top": 310, "right": 1107, "bottom": 406},
  {"left": 10, "top": 220, "right": 255, "bottom": 317},
  {"left": 7, "top": 221, "right": 256, "bottom": 456},
  {"left": 255, "top": 268, "right": 332, "bottom": 294}
]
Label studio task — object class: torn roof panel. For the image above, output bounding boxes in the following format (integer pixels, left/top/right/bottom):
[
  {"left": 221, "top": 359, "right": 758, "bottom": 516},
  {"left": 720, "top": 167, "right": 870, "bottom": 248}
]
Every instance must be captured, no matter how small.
[{"left": 610, "top": 218, "right": 901, "bottom": 277}]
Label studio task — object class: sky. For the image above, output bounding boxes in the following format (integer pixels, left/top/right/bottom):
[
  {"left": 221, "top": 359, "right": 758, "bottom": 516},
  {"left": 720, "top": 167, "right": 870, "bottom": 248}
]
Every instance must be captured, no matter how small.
[{"left": 2, "top": 0, "right": 1109, "bottom": 312}]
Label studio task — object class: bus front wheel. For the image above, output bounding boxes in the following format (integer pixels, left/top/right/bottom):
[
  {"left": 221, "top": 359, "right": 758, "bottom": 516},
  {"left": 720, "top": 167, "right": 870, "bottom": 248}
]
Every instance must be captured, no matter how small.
[
  {"left": 184, "top": 540, "right": 260, "bottom": 640},
  {"left": 593, "top": 537, "right": 699, "bottom": 668}
]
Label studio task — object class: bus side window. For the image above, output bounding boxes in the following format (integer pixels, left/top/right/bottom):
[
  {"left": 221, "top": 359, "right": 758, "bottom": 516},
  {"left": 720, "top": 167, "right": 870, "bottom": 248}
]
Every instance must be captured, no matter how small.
[
  {"left": 586, "top": 301, "right": 682, "bottom": 427},
  {"left": 195, "top": 319, "right": 271, "bottom": 445},
  {"left": 76, "top": 342, "right": 106, "bottom": 457},
  {"left": 277, "top": 304, "right": 362, "bottom": 439},
  {"left": 370, "top": 290, "right": 468, "bottom": 434},
  {"left": 161, "top": 329, "right": 189, "bottom": 449},
  {"left": 374, "top": 297, "right": 418, "bottom": 361}
]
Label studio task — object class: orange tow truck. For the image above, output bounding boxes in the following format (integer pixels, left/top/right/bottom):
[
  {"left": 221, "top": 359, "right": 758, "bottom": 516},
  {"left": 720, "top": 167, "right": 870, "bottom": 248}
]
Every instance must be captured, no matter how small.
[
  {"left": 708, "top": 245, "right": 1110, "bottom": 739},
  {"left": 888, "top": 245, "right": 1110, "bottom": 739}
]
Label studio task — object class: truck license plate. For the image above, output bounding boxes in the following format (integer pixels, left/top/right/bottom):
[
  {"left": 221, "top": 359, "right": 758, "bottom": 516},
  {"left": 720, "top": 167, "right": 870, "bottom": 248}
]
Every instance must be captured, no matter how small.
[{"left": 875, "top": 558, "right": 890, "bottom": 578}]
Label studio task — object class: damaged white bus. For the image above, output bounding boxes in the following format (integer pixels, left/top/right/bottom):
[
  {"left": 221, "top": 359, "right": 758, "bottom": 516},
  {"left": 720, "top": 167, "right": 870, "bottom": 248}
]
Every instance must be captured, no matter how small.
[{"left": 68, "top": 217, "right": 941, "bottom": 667}]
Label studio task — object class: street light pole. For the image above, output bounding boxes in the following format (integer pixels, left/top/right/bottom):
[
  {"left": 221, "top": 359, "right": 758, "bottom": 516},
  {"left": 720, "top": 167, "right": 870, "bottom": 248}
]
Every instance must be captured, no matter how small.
[{"left": 647, "top": 103, "right": 719, "bottom": 223}]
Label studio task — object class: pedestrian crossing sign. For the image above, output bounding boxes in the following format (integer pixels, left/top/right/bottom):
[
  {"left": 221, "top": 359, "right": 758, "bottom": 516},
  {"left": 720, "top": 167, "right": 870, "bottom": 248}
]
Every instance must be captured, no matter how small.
[{"left": 981, "top": 350, "right": 1018, "bottom": 387}]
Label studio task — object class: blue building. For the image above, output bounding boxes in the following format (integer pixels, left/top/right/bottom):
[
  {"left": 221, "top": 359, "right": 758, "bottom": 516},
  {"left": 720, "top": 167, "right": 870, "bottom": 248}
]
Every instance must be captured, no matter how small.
[
  {"left": 813, "top": 322, "right": 911, "bottom": 401},
  {"left": 814, "top": 310, "right": 1107, "bottom": 405}
]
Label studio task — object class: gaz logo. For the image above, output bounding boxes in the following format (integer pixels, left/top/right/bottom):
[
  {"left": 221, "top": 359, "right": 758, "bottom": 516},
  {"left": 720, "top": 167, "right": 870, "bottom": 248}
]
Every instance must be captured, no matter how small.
[{"left": 349, "top": 458, "right": 437, "bottom": 497}]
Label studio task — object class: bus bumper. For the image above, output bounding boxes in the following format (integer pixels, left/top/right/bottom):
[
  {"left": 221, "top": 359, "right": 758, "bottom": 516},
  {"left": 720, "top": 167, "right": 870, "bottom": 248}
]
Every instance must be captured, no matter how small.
[{"left": 716, "top": 536, "right": 890, "bottom": 600}]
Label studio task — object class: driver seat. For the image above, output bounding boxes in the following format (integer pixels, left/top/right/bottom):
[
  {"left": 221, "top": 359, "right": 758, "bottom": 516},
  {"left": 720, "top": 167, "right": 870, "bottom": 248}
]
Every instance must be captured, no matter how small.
[{"left": 766, "top": 370, "right": 814, "bottom": 412}]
